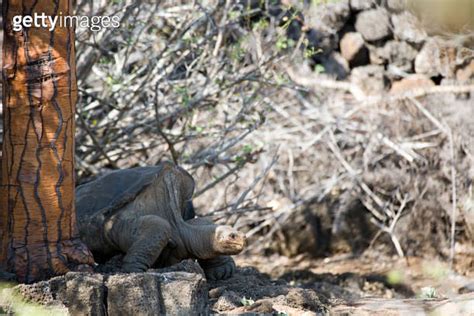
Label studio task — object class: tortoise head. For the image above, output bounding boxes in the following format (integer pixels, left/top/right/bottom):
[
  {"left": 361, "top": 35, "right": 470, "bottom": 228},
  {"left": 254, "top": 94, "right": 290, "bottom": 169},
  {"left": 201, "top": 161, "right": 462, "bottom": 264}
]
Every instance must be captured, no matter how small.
[{"left": 213, "top": 226, "right": 246, "bottom": 255}]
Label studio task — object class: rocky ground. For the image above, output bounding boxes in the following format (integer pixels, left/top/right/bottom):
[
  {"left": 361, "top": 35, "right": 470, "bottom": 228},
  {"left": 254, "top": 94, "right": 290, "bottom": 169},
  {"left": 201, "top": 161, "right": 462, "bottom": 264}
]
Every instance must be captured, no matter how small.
[{"left": 1, "top": 252, "right": 473, "bottom": 315}]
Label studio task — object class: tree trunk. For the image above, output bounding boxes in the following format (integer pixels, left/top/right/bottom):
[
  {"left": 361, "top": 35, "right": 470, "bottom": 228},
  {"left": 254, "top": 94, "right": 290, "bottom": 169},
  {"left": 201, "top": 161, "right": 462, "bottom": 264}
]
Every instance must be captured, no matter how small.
[{"left": 1, "top": 0, "right": 94, "bottom": 283}]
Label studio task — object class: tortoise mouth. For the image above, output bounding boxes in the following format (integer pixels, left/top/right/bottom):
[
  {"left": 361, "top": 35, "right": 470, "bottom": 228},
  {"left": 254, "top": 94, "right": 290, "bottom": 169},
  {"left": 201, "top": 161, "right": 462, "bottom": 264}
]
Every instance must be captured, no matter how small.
[
  {"left": 224, "top": 239, "right": 246, "bottom": 250},
  {"left": 220, "top": 242, "right": 245, "bottom": 254}
]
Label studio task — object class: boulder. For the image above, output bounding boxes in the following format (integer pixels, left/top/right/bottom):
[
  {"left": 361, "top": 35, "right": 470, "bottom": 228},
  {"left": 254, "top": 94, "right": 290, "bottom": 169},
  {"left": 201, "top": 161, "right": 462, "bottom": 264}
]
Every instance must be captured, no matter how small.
[
  {"left": 106, "top": 274, "right": 163, "bottom": 315},
  {"left": 384, "top": 0, "right": 407, "bottom": 12},
  {"left": 307, "top": 0, "right": 351, "bottom": 32},
  {"left": 340, "top": 32, "right": 370, "bottom": 67},
  {"left": 455, "top": 47, "right": 474, "bottom": 82},
  {"left": 390, "top": 74, "right": 435, "bottom": 94},
  {"left": 378, "top": 40, "right": 418, "bottom": 74},
  {"left": 283, "top": 288, "right": 325, "bottom": 312},
  {"left": 14, "top": 279, "right": 61, "bottom": 306},
  {"left": 391, "top": 11, "right": 427, "bottom": 44},
  {"left": 106, "top": 272, "right": 207, "bottom": 316},
  {"left": 350, "top": 65, "right": 387, "bottom": 95},
  {"left": 14, "top": 273, "right": 106, "bottom": 316},
  {"left": 0, "top": 285, "right": 68, "bottom": 316},
  {"left": 158, "top": 272, "right": 208, "bottom": 315},
  {"left": 350, "top": 0, "right": 377, "bottom": 11},
  {"left": 355, "top": 9, "right": 392, "bottom": 42},
  {"left": 10, "top": 268, "right": 208, "bottom": 315},
  {"left": 367, "top": 43, "right": 385, "bottom": 65},
  {"left": 213, "top": 290, "right": 242, "bottom": 312},
  {"left": 61, "top": 273, "right": 106, "bottom": 316},
  {"left": 456, "top": 59, "right": 474, "bottom": 82},
  {"left": 415, "top": 39, "right": 444, "bottom": 77},
  {"left": 414, "top": 39, "right": 472, "bottom": 79},
  {"left": 231, "top": 299, "right": 275, "bottom": 314}
]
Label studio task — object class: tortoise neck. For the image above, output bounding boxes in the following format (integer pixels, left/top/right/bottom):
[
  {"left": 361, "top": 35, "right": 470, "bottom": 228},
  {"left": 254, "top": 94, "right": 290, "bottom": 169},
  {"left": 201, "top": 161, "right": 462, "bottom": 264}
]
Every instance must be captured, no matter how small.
[{"left": 179, "top": 222, "right": 218, "bottom": 260}]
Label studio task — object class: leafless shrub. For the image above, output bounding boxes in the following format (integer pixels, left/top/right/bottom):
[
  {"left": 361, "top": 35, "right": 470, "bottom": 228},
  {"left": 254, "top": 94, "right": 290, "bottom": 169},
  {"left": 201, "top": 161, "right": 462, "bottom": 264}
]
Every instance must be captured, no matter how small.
[{"left": 74, "top": 0, "right": 287, "bottom": 216}]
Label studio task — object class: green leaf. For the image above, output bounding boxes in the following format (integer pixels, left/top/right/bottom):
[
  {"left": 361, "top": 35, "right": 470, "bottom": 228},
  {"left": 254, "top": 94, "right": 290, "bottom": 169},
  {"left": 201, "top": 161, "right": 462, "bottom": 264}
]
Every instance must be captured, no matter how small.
[
  {"left": 314, "top": 64, "right": 325, "bottom": 74},
  {"left": 419, "top": 287, "right": 437, "bottom": 299},
  {"left": 386, "top": 270, "right": 403, "bottom": 285},
  {"left": 240, "top": 297, "right": 255, "bottom": 306},
  {"left": 243, "top": 144, "right": 253, "bottom": 154}
]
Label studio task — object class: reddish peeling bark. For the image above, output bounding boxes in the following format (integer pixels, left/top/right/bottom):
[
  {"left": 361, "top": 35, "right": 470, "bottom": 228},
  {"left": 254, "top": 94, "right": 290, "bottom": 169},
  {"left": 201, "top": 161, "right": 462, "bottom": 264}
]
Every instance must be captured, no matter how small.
[{"left": 0, "top": 0, "right": 94, "bottom": 283}]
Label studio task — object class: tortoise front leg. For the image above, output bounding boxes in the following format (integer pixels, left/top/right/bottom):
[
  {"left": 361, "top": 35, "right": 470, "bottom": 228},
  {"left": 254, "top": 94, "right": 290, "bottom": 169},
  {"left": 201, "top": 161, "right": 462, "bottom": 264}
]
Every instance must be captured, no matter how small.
[
  {"left": 106, "top": 215, "right": 172, "bottom": 272},
  {"left": 198, "top": 255, "right": 236, "bottom": 281}
]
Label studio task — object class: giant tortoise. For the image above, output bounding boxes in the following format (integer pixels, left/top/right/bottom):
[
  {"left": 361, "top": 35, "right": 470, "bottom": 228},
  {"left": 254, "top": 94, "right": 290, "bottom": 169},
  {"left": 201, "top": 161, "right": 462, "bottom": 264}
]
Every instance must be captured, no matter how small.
[{"left": 76, "top": 161, "right": 246, "bottom": 280}]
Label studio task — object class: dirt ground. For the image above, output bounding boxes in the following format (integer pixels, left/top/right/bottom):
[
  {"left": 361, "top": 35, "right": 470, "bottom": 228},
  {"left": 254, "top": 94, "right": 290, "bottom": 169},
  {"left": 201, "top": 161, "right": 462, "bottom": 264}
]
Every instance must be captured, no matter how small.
[
  {"left": 205, "top": 249, "right": 474, "bottom": 314},
  {"left": 90, "top": 244, "right": 473, "bottom": 314},
  {"left": 1, "top": 248, "right": 472, "bottom": 315},
  {"left": 237, "top": 248, "right": 473, "bottom": 294}
]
